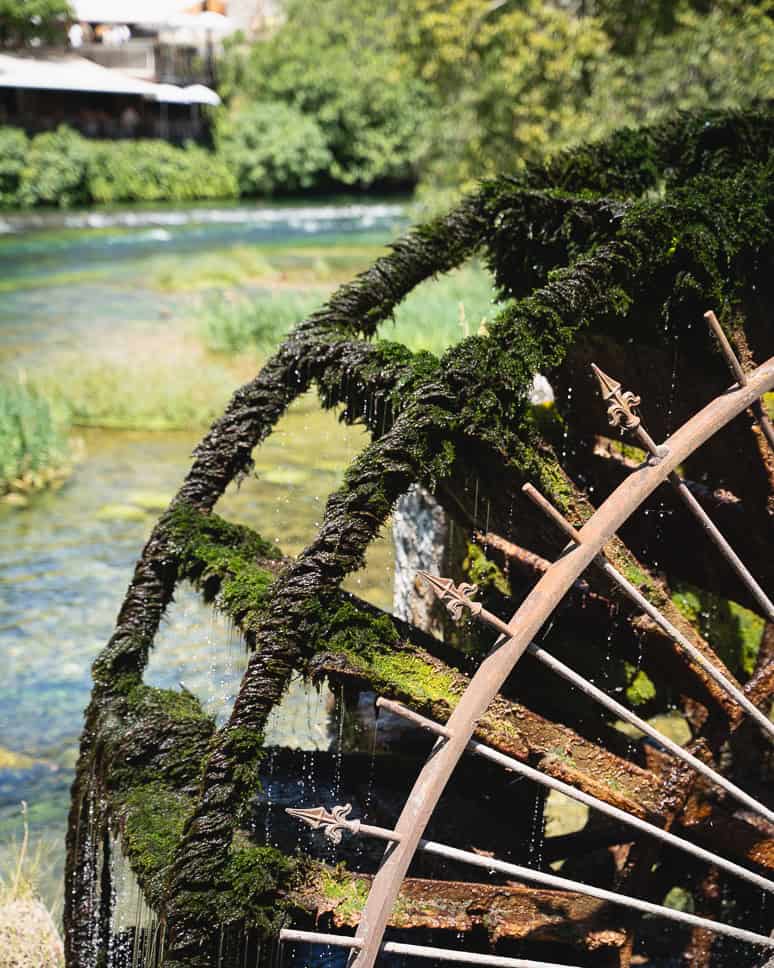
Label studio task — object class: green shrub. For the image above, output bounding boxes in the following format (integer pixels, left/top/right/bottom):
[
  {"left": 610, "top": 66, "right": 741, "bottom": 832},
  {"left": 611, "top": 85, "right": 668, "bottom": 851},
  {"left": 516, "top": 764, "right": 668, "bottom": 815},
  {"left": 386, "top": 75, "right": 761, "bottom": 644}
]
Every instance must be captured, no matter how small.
[
  {"left": 0, "top": 375, "right": 69, "bottom": 492},
  {"left": 18, "top": 126, "right": 91, "bottom": 208},
  {"left": 87, "top": 140, "right": 238, "bottom": 204},
  {"left": 215, "top": 101, "right": 332, "bottom": 196},
  {"left": 0, "top": 128, "right": 28, "bottom": 208},
  {"left": 200, "top": 290, "right": 321, "bottom": 354},
  {"left": 1, "top": 127, "right": 238, "bottom": 209}
]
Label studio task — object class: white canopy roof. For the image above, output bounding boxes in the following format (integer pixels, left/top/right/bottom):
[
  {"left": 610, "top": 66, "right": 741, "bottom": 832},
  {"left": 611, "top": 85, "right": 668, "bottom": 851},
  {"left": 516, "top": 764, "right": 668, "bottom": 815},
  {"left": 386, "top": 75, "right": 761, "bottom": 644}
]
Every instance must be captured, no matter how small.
[
  {"left": 0, "top": 53, "right": 220, "bottom": 103},
  {"left": 72, "top": 0, "right": 192, "bottom": 25}
]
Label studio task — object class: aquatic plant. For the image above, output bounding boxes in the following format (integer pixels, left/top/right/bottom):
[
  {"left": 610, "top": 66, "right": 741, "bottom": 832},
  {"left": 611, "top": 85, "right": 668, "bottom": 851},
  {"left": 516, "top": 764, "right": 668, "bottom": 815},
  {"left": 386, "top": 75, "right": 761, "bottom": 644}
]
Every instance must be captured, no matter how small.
[
  {"left": 0, "top": 374, "right": 70, "bottom": 497},
  {"left": 66, "top": 108, "right": 774, "bottom": 967},
  {"left": 199, "top": 291, "right": 322, "bottom": 355},
  {"left": 199, "top": 263, "right": 499, "bottom": 358}
]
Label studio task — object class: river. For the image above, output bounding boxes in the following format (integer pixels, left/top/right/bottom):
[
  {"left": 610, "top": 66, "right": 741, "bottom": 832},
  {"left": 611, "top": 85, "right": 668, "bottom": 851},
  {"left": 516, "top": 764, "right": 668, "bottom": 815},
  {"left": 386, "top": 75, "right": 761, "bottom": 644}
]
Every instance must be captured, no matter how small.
[{"left": 0, "top": 201, "right": 405, "bottom": 912}]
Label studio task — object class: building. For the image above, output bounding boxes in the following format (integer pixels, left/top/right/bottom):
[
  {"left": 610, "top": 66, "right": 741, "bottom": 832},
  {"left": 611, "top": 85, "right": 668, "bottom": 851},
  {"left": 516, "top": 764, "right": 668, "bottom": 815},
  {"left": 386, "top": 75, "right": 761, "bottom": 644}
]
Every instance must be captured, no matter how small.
[{"left": 0, "top": 2, "right": 228, "bottom": 142}]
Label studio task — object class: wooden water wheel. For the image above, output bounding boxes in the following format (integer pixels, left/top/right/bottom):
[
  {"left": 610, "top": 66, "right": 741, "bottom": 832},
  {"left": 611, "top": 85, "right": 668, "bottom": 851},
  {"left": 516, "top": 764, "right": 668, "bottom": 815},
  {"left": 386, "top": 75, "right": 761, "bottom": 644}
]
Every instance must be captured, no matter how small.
[{"left": 65, "top": 108, "right": 774, "bottom": 968}]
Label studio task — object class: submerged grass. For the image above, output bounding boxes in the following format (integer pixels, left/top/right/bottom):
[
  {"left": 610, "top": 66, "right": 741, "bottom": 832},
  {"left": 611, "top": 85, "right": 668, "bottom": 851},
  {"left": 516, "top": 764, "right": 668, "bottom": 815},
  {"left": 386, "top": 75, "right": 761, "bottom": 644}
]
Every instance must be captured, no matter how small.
[
  {"left": 379, "top": 262, "right": 502, "bottom": 356},
  {"left": 151, "top": 239, "right": 387, "bottom": 292},
  {"left": 41, "top": 355, "right": 242, "bottom": 431},
  {"left": 199, "top": 261, "right": 502, "bottom": 360},
  {"left": 0, "top": 375, "right": 70, "bottom": 497},
  {"left": 200, "top": 290, "right": 322, "bottom": 354}
]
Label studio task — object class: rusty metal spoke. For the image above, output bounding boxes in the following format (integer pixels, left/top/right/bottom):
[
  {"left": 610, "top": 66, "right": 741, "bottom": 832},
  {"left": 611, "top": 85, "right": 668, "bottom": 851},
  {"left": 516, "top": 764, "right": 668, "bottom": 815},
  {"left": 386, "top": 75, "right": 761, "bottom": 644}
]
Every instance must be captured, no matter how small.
[
  {"left": 376, "top": 697, "right": 774, "bottom": 894},
  {"left": 706, "top": 309, "right": 774, "bottom": 454},
  {"left": 280, "top": 930, "right": 584, "bottom": 967},
  {"left": 422, "top": 571, "right": 774, "bottom": 823},
  {"left": 522, "top": 481, "right": 774, "bottom": 742},
  {"left": 286, "top": 804, "right": 774, "bottom": 949},
  {"left": 592, "top": 359, "right": 774, "bottom": 623}
]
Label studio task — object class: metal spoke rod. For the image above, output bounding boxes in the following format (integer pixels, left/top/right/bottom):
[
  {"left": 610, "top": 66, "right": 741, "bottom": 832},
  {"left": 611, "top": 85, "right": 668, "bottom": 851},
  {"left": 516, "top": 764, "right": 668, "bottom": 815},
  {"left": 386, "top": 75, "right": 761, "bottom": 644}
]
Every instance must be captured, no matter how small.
[
  {"left": 705, "top": 310, "right": 774, "bottom": 453},
  {"left": 286, "top": 806, "right": 774, "bottom": 949},
  {"left": 522, "top": 482, "right": 774, "bottom": 741},
  {"left": 280, "top": 929, "right": 584, "bottom": 967},
  {"left": 376, "top": 697, "right": 774, "bottom": 894},
  {"left": 421, "top": 572, "right": 774, "bottom": 823},
  {"left": 592, "top": 362, "right": 774, "bottom": 623}
]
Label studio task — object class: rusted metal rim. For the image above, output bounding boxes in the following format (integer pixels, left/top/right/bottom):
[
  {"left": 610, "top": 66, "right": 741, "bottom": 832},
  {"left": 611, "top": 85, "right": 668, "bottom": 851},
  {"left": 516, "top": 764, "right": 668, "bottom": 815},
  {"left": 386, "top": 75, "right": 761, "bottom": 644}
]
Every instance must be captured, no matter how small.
[{"left": 347, "top": 357, "right": 774, "bottom": 968}]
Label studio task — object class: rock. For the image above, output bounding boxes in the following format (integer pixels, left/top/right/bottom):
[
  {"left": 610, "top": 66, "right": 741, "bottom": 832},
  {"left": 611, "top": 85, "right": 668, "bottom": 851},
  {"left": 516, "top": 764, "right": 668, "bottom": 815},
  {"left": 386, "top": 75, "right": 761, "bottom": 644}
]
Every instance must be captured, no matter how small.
[
  {"left": 0, "top": 898, "right": 63, "bottom": 967},
  {"left": 0, "top": 748, "right": 37, "bottom": 770},
  {"left": 126, "top": 491, "right": 172, "bottom": 511},
  {"left": 392, "top": 484, "right": 450, "bottom": 636},
  {"left": 96, "top": 503, "right": 148, "bottom": 522},
  {"left": 1, "top": 494, "right": 28, "bottom": 509}
]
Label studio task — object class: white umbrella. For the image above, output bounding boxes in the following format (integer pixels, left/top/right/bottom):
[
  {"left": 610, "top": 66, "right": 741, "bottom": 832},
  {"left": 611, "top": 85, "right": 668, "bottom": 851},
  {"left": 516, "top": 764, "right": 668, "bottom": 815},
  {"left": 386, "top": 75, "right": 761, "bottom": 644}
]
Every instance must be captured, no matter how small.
[
  {"left": 153, "top": 82, "right": 190, "bottom": 103},
  {"left": 183, "top": 83, "right": 221, "bottom": 106},
  {"left": 164, "top": 11, "right": 236, "bottom": 34}
]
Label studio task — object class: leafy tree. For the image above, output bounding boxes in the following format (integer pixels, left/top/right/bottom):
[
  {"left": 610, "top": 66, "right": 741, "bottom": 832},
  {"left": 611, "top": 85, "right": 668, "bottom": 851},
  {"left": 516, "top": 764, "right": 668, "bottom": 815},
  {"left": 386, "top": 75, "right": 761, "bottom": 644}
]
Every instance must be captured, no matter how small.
[
  {"left": 0, "top": 0, "right": 73, "bottom": 48},
  {"left": 214, "top": 101, "right": 331, "bottom": 196},
  {"left": 391, "top": 0, "right": 609, "bottom": 194},
  {"left": 581, "top": 4, "right": 774, "bottom": 135},
  {"left": 218, "top": 0, "right": 432, "bottom": 187}
]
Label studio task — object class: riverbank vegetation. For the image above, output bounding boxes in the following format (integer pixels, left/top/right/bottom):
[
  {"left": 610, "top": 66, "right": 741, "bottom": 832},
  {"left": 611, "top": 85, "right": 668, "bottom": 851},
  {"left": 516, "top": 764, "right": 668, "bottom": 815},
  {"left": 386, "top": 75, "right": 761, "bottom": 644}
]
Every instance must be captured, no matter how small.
[
  {"left": 0, "top": 803, "right": 64, "bottom": 967},
  {"left": 1, "top": 0, "right": 770, "bottom": 210},
  {"left": 0, "top": 376, "right": 70, "bottom": 500},
  {"left": 0, "top": 128, "right": 237, "bottom": 209}
]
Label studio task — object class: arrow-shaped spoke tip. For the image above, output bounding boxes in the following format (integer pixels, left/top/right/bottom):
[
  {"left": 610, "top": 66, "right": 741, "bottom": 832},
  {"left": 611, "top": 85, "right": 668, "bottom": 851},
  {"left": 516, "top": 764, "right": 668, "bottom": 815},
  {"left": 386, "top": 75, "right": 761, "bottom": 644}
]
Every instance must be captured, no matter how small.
[
  {"left": 286, "top": 803, "right": 358, "bottom": 844},
  {"left": 418, "top": 572, "right": 481, "bottom": 622},
  {"left": 591, "top": 362, "right": 642, "bottom": 431}
]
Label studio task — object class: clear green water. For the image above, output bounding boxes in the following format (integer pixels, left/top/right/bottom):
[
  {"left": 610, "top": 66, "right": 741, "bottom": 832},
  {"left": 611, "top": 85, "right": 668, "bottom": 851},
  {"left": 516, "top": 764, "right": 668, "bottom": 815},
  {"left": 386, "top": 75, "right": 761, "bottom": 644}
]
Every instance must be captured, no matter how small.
[{"left": 0, "top": 202, "right": 403, "bottom": 908}]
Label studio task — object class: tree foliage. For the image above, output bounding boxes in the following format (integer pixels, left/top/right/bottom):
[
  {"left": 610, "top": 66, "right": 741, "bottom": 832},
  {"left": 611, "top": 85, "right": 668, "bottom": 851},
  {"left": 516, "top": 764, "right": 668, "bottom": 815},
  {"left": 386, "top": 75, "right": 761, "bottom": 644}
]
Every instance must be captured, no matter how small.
[
  {"left": 218, "top": 0, "right": 431, "bottom": 187},
  {"left": 214, "top": 101, "right": 331, "bottom": 195},
  {"left": 0, "top": 0, "right": 73, "bottom": 48},
  {"left": 217, "top": 0, "right": 774, "bottom": 199}
]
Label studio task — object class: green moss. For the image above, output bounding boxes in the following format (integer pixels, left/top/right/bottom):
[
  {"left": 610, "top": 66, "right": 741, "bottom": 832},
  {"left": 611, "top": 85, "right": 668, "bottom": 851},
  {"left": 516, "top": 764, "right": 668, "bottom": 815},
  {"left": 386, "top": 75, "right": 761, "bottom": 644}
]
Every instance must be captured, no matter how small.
[
  {"left": 624, "top": 663, "right": 657, "bottom": 706},
  {"left": 671, "top": 580, "right": 764, "bottom": 676},
  {"left": 125, "top": 683, "right": 207, "bottom": 722},
  {"left": 120, "top": 782, "right": 191, "bottom": 906},
  {"left": 322, "top": 598, "right": 400, "bottom": 657},
  {"left": 342, "top": 649, "right": 461, "bottom": 709},
  {"left": 463, "top": 542, "right": 510, "bottom": 596},
  {"left": 317, "top": 865, "right": 371, "bottom": 922},
  {"left": 215, "top": 845, "right": 301, "bottom": 934},
  {"left": 617, "top": 559, "right": 658, "bottom": 597},
  {"left": 221, "top": 726, "right": 267, "bottom": 819},
  {"left": 166, "top": 502, "right": 281, "bottom": 623},
  {"left": 535, "top": 457, "right": 575, "bottom": 512}
]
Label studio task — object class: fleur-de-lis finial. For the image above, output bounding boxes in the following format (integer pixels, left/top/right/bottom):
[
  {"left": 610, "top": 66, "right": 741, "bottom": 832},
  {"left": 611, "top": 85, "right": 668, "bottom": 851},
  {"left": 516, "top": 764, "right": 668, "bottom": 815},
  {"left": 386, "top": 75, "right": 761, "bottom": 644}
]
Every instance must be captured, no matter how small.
[
  {"left": 591, "top": 363, "right": 642, "bottom": 431},
  {"left": 285, "top": 803, "right": 360, "bottom": 844},
  {"left": 418, "top": 572, "right": 482, "bottom": 622}
]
